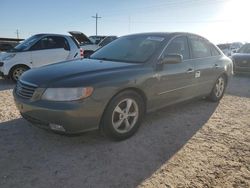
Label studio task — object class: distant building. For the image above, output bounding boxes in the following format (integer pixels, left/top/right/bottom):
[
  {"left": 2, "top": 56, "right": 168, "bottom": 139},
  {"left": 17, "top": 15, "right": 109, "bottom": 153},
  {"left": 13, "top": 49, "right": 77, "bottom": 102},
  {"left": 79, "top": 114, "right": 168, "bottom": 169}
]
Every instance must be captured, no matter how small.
[{"left": 0, "top": 37, "right": 24, "bottom": 52}]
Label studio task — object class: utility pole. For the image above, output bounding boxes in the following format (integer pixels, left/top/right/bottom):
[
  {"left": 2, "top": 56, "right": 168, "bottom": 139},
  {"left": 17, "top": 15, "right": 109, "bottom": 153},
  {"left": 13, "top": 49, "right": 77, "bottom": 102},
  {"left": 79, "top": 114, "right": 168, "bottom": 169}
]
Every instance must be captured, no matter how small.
[
  {"left": 92, "top": 13, "right": 101, "bottom": 36},
  {"left": 16, "top": 29, "right": 19, "bottom": 39},
  {"left": 128, "top": 16, "right": 131, "bottom": 33}
]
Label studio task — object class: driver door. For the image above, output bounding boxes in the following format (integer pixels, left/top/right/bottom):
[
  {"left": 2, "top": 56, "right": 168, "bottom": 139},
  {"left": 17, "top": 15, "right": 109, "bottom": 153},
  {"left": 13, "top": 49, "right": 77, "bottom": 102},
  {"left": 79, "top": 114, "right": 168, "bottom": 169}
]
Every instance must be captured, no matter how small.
[
  {"left": 30, "top": 36, "right": 70, "bottom": 67},
  {"left": 152, "top": 36, "right": 196, "bottom": 108}
]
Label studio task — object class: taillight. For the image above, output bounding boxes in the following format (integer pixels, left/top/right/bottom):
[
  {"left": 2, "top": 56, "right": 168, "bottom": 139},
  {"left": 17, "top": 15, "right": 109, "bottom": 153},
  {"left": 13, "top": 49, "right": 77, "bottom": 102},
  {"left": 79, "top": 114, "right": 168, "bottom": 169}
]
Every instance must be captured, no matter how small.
[{"left": 80, "top": 48, "right": 84, "bottom": 58}]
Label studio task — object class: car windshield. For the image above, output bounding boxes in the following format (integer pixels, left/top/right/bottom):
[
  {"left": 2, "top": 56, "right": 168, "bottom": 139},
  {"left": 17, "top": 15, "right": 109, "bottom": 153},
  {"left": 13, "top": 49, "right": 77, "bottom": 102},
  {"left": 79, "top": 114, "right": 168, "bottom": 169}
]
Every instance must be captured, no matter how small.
[
  {"left": 90, "top": 35, "right": 165, "bottom": 63},
  {"left": 237, "top": 44, "right": 250, "bottom": 53},
  {"left": 8, "top": 35, "right": 42, "bottom": 52}
]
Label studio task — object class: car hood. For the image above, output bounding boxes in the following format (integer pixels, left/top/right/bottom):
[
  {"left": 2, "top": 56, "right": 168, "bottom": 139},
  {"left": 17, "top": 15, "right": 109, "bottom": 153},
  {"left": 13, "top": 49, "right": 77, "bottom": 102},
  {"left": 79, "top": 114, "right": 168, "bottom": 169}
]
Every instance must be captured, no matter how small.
[
  {"left": 232, "top": 53, "right": 250, "bottom": 60},
  {"left": 0, "top": 52, "right": 15, "bottom": 61},
  {"left": 68, "top": 31, "right": 93, "bottom": 44},
  {"left": 20, "top": 59, "right": 139, "bottom": 87}
]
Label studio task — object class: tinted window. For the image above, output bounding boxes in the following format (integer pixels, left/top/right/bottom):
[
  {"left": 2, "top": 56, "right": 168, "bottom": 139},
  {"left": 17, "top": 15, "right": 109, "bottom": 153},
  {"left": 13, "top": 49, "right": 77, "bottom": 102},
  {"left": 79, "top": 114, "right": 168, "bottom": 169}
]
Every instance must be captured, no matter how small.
[
  {"left": 31, "top": 36, "right": 69, "bottom": 50},
  {"left": 211, "top": 44, "right": 220, "bottom": 56},
  {"left": 91, "top": 35, "right": 165, "bottom": 63},
  {"left": 190, "top": 37, "right": 211, "bottom": 58},
  {"left": 162, "top": 36, "right": 190, "bottom": 60}
]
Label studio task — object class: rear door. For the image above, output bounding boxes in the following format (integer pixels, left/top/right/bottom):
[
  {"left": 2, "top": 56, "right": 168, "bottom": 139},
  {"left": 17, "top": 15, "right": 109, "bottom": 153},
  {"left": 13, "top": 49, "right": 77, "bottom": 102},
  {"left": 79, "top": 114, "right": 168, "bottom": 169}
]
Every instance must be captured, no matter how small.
[
  {"left": 153, "top": 35, "right": 196, "bottom": 107},
  {"left": 30, "top": 36, "right": 70, "bottom": 67},
  {"left": 188, "top": 36, "right": 220, "bottom": 96}
]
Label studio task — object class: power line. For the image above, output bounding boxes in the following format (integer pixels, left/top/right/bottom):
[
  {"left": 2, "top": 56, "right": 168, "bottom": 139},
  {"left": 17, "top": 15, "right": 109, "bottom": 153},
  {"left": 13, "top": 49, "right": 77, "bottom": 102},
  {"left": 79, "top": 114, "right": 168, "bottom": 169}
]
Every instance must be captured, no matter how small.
[
  {"left": 101, "top": 0, "right": 228, "bottom": 17},
  {"left": 92, "top": 13, "right": 102, "bottom": 36},
  {"left": 103, "top": 18, "right": 232, "bottom": 24}
]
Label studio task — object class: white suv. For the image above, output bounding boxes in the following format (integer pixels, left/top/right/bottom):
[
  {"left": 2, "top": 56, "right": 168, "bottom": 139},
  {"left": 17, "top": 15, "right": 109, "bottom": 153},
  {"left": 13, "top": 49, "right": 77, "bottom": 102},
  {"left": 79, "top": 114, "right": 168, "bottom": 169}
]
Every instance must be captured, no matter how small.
[{"left": 0, "top": 34, "right": 82, "bottom": 81}]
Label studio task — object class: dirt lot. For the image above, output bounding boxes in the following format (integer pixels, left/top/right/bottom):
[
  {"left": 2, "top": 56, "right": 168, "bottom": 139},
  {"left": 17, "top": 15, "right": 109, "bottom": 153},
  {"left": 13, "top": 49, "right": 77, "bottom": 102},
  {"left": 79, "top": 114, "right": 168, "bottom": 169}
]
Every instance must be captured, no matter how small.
[{"left": 0, "top": 76, "right": 249, "bottom": 188}]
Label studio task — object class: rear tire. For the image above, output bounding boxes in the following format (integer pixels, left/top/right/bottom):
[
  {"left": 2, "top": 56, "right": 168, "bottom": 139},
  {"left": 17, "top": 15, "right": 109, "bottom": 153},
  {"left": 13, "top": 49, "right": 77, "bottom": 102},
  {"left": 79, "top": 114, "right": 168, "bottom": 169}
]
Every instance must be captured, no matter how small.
[
  {"left": 10, "top": 65, "right": 29, "bottom": 82},
  {"left": 207, "top": 75, "right": 227, "bottom": 102},
  {"left": 101, "top": 90, "right": 145, "bottom": 141}
]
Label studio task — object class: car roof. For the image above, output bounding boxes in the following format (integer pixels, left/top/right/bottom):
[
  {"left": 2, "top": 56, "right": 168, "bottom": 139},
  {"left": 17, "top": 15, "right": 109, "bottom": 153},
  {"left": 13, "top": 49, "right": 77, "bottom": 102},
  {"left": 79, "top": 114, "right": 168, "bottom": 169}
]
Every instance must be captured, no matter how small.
[
  {"left": 123, "top": 32, "right": 210, "bottom": 41},
  {"left": 32, "top": 33, "right": 70, "bottom": 38}
]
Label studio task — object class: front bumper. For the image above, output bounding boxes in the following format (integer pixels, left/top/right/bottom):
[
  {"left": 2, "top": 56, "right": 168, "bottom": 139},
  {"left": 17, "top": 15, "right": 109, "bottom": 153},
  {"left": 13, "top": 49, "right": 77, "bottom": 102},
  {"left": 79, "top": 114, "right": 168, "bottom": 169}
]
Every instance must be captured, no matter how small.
[{"left": 13, "top": 91, "right": 105, "bottom": 134}]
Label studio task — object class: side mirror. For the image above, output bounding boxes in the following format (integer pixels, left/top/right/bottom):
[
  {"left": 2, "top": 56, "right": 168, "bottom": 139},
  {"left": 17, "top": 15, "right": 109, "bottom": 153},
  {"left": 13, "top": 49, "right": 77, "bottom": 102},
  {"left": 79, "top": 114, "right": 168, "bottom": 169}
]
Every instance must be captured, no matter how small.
[{"left": 160, "top": 54, "right": 183, "bottom": 64}]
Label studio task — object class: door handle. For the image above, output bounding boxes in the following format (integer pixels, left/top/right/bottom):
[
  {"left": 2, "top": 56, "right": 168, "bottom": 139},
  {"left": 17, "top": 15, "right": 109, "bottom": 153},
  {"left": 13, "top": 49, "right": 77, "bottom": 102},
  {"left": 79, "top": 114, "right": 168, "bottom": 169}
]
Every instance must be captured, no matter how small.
[
  {"left": 186, "top": 68, "right": 194, "bottom": 73},
  {"left": 214, "top": 64, "right": 219, "bottom": 68}
]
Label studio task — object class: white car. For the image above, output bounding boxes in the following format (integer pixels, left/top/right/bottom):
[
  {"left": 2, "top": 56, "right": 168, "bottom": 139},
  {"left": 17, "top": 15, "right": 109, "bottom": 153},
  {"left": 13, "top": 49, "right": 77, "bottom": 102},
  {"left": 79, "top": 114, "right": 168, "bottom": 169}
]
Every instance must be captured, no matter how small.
[{"left": 0, "top": 34, "right": 82, "bottom": 81}]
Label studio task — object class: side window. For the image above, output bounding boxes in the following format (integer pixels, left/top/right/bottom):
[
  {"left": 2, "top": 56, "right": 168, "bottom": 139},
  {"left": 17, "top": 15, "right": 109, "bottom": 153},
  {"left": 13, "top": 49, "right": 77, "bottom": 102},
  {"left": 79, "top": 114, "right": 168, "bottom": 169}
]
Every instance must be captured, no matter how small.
[
  {"left": 30, "top": 36, "right": 69, "bottom": 51},
  {"left": 189, "top": 37, "right": 211, "bottom": 58},
  {"left": 30, "top": 38, "right": 44, "bottom": 50},
  {"left": 162, "top": 36, "right": 190, "bottom": 60},
  {"left": 55, "top": 37, "right": 70, "bottom": 50},
  {"left": 210, "top": 44, "right": 221, "bottom": 56}
]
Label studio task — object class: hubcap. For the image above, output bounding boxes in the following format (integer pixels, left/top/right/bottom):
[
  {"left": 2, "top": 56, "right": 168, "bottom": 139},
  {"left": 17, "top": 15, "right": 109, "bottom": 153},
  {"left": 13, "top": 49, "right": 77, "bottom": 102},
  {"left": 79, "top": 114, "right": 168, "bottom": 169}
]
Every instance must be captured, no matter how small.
[
  {"left": 215, "top": 77, "right": 225, "bottom": 98},
  {"left": 13, "top": 67, "right": 26, "bottom": 81},
  {"left": 112, "top": 98, "right": 139, "bottom": 134}
]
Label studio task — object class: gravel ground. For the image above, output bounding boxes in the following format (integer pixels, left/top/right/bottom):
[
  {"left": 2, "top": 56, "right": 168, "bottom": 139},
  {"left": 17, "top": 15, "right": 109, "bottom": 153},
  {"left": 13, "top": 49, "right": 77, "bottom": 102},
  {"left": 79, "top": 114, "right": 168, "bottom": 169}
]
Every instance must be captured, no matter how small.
[{"left": 0, "top": 76, "right": 249, "bottom": 188}]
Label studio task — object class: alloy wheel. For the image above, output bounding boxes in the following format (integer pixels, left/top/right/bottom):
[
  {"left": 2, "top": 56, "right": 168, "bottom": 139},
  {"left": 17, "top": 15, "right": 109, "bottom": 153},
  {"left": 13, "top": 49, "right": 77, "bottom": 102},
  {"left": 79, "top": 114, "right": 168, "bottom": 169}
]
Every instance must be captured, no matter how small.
[
  {"left": 215, "top": 77, "right": 225, "bottom": 98},
  {"left": 111, "top": 98, "right": 139, "bottom": 134}
]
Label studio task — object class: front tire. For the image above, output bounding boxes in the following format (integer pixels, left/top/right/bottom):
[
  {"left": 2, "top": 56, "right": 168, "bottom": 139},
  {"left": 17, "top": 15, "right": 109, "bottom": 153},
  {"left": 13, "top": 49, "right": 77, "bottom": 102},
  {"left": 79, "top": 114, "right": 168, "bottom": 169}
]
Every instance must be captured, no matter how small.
[
  {"left": 10, "top": 66, "right": 28, "bottom": 82},
  {"left": 208, "top": 75, "right": 227, "bottom": 102},
  {"left": 101, "top": 91, "right": 145, "bottom": 141}
]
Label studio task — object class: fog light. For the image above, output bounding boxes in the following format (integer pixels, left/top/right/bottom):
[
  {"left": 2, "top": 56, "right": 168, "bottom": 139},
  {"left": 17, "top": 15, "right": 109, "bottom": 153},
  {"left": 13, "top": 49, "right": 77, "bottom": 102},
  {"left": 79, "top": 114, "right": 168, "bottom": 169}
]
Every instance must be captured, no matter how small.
[{"left": 49, "top": 123, "right": 65, "bottom": 132}]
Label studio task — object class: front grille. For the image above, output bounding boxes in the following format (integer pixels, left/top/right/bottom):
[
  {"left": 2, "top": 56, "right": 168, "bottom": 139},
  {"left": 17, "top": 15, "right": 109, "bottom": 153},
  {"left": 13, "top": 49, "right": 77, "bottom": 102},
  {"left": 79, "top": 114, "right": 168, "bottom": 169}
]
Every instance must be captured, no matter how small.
[{"left": 16, "top": 80, "right": 37, "bottom": 99}]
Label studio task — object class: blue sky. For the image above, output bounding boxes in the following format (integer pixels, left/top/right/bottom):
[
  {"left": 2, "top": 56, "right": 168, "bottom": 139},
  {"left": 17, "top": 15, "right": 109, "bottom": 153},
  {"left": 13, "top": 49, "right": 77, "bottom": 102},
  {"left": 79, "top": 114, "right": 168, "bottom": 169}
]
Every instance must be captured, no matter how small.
[{"left": 1, "top": 0, "right": 249, "bottom": 44}]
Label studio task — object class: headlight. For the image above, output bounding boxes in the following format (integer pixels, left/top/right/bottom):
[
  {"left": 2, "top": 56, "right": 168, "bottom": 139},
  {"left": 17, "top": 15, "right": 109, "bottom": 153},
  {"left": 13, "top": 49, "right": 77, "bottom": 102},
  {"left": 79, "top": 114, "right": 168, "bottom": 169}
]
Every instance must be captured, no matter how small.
[
  {"left": 42, "top": 87, "right": 94, "bottom": 101},
  {"left": 2, "top": 54, "right": 16, "bottom": 61}
]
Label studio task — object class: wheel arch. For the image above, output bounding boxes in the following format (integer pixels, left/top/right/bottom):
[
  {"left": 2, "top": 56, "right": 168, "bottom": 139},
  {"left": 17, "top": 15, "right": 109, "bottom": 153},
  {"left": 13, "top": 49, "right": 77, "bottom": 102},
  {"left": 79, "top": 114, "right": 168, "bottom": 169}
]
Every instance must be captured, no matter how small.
[
  {"left": 9, "top": 64, "right": 31, "bottom": 76},
  {"left": 221, "top": 72, "right": 228, "bottom": 84},
  {"left": 99, "top": 87, "right": 148, "bottom": 128},
  {"left": 8, "top": 64, "right": 31, "bottom": 80},
  {"left": 115, "top": 87, "right": 148, "bottom": 110}
]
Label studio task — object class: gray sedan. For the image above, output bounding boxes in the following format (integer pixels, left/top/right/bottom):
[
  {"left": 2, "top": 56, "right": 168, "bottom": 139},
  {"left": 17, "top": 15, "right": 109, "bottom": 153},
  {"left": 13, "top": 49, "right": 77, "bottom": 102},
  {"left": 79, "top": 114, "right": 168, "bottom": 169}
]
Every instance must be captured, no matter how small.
[{"left": 13, "top": 32, "right": 233, "bottom": 140}]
